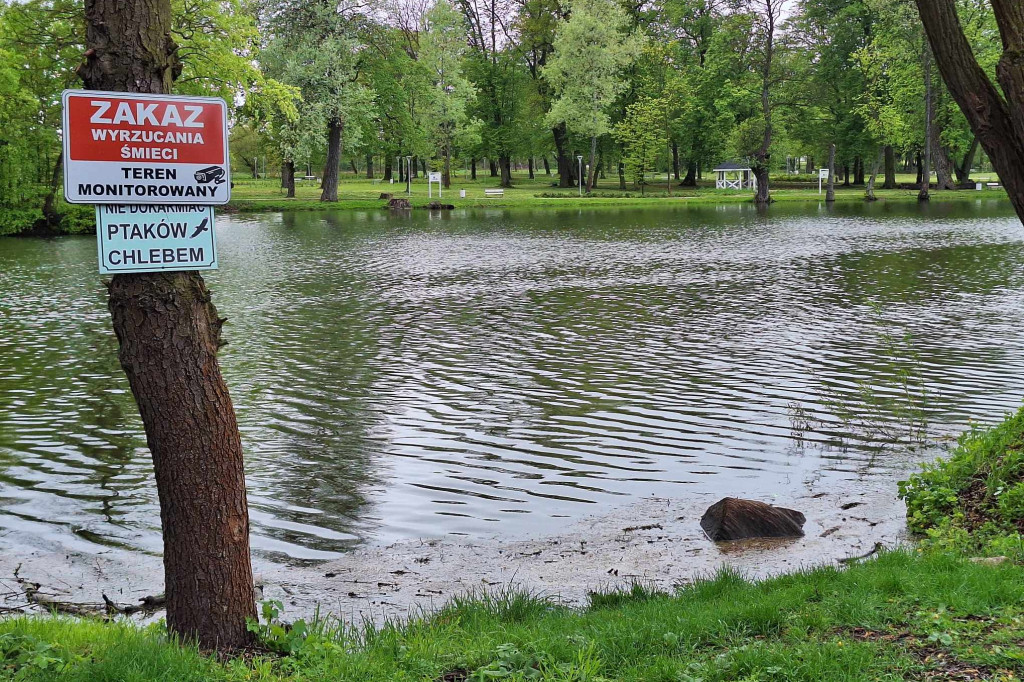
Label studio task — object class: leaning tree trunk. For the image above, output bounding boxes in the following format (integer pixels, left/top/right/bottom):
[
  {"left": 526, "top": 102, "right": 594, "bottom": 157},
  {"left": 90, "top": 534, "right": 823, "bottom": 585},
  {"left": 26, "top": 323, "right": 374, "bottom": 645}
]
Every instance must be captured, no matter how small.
[
  {"left": 914, "top": 0, "right": 1024, "bottom": 222},
  {"left": 321, "top": 118, "right": 342, "bottom": 202},
  {"left": 77, "top": 0, "right": 255, "bottom": 651},
  {"left": 283, "top": 160, "right": 295, "bottom": 198},
  {"left": 883, "top": 145, "right": 897, "bottom": 188},
  {"left": 826, "top": 143, "right": 837, "bottom": 203}
]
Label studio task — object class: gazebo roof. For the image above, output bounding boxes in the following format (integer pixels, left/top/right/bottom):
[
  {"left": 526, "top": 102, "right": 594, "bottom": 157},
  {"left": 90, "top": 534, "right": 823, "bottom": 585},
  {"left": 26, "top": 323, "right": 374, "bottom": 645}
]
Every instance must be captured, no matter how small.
[{"left": 713, "top": 161, "right": 751, "bottom": 171}]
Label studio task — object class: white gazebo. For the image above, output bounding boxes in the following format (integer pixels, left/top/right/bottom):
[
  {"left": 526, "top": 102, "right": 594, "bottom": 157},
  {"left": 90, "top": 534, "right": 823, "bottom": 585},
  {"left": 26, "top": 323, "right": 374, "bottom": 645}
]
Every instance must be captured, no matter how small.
[{"left": 713, "top": 161, "right": 757, "bottom": 190}]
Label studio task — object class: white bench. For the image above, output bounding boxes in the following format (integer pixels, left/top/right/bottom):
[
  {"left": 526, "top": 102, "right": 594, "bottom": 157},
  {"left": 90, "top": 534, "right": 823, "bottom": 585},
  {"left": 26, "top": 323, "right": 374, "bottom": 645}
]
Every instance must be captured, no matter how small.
[
  {"left": 987, "top": 182, "right": 1002, "bottom": 189},
  {"left": 484, "top": 188, "right": 504, "bottom": 198}
]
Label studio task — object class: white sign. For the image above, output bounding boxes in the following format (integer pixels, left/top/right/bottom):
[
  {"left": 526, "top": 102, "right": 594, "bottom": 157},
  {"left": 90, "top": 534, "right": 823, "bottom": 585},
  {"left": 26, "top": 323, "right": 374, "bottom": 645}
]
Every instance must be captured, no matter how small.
[
  {"left": 818, "top": 167, "right": 831, "bottom": 194},
  {"left": 63, "top": 90, "right": 230, "bottom": 205},
  {"left": 95, "top": 204, "right": 217, "bottom": 274},
  {"left": 428, "top": 172, "right": 442, "bottom": 199}
]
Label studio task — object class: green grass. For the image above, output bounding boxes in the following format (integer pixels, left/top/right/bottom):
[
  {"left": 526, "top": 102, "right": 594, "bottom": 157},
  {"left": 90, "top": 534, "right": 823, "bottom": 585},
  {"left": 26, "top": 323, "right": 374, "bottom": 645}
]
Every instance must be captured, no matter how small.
[
  {"left": 4, "top": 550, "right": 1024, "bottom": 680},
  {"left": 901, "top": 405, "right": 1024, "bottom": 559},
  {"left": 221, "top": 171, "right": 1011, "bottom": 214}
]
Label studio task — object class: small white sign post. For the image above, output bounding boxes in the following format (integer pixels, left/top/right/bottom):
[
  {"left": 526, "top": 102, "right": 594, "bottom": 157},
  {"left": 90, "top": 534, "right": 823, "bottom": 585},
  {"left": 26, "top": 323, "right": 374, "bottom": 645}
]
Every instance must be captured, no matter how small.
[
  {"left": 428, "top": 172, "right": 442, "bottom": 199},
  {"left": 819, "top": 167, "right": 830, "bottom": 194}
]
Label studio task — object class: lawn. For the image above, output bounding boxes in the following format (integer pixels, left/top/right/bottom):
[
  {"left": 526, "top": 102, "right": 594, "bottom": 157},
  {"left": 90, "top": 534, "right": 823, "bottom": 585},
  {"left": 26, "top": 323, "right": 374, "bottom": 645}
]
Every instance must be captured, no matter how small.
[{"left": 2, "top": 550, "right": 1024, "bottom": 681}]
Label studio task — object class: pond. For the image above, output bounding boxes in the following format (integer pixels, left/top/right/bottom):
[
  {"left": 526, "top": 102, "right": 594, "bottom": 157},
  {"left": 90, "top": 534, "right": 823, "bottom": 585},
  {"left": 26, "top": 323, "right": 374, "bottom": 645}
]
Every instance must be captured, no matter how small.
[{"left": 1, "top": 199, "right": 1023, "bottom": 563}]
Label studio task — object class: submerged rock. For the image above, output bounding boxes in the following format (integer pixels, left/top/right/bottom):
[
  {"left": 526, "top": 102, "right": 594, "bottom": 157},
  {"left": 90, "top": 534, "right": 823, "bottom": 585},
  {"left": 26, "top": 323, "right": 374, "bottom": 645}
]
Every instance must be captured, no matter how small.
[
  {"left": 427, "top": 201, "right": 455, "bottom": 210},
  {"left": 700, "top": 497, "right": 806, "bottom": 541}
]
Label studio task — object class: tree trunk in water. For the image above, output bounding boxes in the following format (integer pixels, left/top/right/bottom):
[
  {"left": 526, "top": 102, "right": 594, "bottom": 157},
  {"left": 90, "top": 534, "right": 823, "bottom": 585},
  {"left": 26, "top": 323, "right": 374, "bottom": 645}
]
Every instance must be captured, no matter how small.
[
  {"left": 499, "top": 155, "right": 512, "bottom": 187},
  {"left": 553, "top": 123, "right": 574, "bottom": 187},
  {"left": 883, "top": 145, "right": 897, "bottom": 188},
  {"left": 915, "top": 0, "right": 1024, "bottom": 221},
  {"left": 753, "top": 166, "right": 770, "bottom": 205},
  {"left": 682, "top": 161, "right": 696, "bottom": 187},
  {"left": 916, "top": 152, "right": 923, "bottom": 185},
  {"left": 865, "top": 146, "right": 883, "bottom": 201},
  {"left": 826, "top": 143, "right": 837, "bottom": 203},
  {"left": 78, "top": 0, "right": 255, "bottom": 651},
  {"left": 321, "top": 119, "right": 342, "bottom": 202},
  {"left": 919, "top": 47, "right": 933, "bottom": 202},
  {"left": 586, "top": 136, "right": 597, "bottom": 192},
  {"left": 672, "top": 141, "right": 680, "bottom": 181},
  {"left": 955, "top": 137, "right": 979, "bottom": 187},
  {"left": 366, "top": 154, "right": 374, "bottom": 180},
  {"left": 283, "top": 160, "right": 295, "bottom": 198}
]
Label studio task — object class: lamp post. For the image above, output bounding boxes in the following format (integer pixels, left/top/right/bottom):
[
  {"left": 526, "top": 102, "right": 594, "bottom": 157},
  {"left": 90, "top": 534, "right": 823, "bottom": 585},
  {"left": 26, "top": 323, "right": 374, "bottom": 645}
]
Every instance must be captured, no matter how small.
[
  {"left": 406, "top": 156, "right": 412, "bottom": 195},
  {"left": 577, "top": 155, "right": 584, "bottom": 196}
]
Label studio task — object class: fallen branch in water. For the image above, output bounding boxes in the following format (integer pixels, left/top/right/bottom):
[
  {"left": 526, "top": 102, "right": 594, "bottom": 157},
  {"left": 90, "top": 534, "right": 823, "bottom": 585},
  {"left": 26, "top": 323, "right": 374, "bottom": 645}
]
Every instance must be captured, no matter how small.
[
  {"left": 838, "top": 542, "right": 884, "bottom": 565},
  {"left": 102, "top": 593, "right": 166, "bottom": 615}
]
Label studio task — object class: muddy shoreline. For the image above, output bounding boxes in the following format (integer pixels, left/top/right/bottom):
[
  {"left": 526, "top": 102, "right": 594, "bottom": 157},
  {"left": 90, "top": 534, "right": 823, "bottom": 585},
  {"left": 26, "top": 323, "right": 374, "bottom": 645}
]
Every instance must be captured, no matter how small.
[{"left": 0, "top": 477, "right": 909, "bottom": 624}]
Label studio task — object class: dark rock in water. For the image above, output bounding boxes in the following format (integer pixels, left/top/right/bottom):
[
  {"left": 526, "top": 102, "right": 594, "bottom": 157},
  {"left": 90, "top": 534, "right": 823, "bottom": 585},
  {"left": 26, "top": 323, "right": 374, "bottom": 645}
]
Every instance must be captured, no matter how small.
[
  {"left": 379, "top": 192, "right": 393, "bottom": 200},
  {"left": 388, "top": 197, "right": 411, "bottom": 210},
  {"left": 700, "top": 497, "right": 805, "bottom": 541},
  {"left": 427, "top": 201, "right": 455, "bottom": 210}
]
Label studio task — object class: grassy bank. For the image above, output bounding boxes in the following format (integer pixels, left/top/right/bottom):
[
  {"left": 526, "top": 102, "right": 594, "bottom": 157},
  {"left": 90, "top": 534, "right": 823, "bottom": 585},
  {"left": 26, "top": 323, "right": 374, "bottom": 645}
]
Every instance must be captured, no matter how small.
[
  {"left": 2, "top": 551, "right": 1024, "bottom": 680},
  {"left": 2, "top": 171, "right": 1012, "bottom": 235}
]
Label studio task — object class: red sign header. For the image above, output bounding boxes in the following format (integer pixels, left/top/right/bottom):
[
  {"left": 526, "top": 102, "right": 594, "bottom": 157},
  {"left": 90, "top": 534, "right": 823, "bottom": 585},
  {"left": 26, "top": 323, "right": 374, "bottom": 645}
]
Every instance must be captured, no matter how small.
[{"left": 62, "top": 90, "right": 230, "bottom": 205}]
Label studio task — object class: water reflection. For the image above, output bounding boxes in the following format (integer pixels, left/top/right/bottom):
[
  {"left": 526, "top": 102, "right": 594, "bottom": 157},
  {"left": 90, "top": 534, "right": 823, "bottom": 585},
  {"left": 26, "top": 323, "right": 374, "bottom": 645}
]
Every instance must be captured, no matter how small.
[{"left": 0, "top": 200, "right": 1022, "bottom": 561}]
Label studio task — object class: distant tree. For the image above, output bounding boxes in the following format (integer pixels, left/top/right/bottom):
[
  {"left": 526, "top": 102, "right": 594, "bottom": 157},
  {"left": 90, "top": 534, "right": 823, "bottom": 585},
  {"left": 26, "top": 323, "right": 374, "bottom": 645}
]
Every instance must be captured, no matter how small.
[
  {"left": 419, "top": 0, "right": 476, "bottom": 188},
  {"left": 544, "top": 0, "right": 643, "bottom": 192},
  {"left": 747, "top": 0, "right": 787, "bottom": 205},
  {"left": 615, "top": 96, "right": 668, "bottom": 195}
]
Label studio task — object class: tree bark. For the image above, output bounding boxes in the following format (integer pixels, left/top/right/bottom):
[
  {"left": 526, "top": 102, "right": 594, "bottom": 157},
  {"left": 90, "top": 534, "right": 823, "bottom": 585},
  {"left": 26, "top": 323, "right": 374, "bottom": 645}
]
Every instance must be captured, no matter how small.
[
  {"left": 78, "top": 0, "right": 255, "bottom": 651},
  {"left": 499, "top": 155, "right": 512, "bottom": 187},
  {"left": 955, "top": 137, "right": 979, "bottom": 187},
  {"left": 826, "top": 143, "right": 836, "bottom": 203},
  {"left": 489, "top": 159, "right": 497, "bottom": 177},
  {"left": 471, "top": 158, "right": 477, "bottom": 180},
  {"left": 618, "top": 161, "right": 626, "bottom": 190},
  {"left": 682, "top": 161, "right": 697, "bottom": 187},
  {"left": 672, "top": 141, "right": 680, "bottom": 181},
  {"left": 883, "top": 145, "right": 897, "bottom": 188},
  {"left": 919, "top": 46, "right": 933, "bottom": 202},
  {"left": 528, "top": 157, "right": 534, "bottom": 179},
  {"left": 283, "top": 160, "right": 295, "bottom": 198},
  {"left": 543, "top": 157, "right": 551, "bottom": 175},
  {"left": 586, "top": 135, "right": 597, "bottom": 192},
  {"left": 553, "top": 123, "right": 575, "bottom": 187},
  {"left": 384, "top": 156, "right": 393, "bottom": 182},
  {"left": 321, "top": 118, "right": 342, "bottom": 202},
  {"left": 865, "top": 146, "right": 883, "bottom": 201},
  {"left": 366, "top": 153, "right": 374, "bottom": 179},
  {"left": 931, "top": 89, "right": 956, "bottom": 190},
  {"left": 914, "top": 0, "right": 1024, "bottom": 221}
]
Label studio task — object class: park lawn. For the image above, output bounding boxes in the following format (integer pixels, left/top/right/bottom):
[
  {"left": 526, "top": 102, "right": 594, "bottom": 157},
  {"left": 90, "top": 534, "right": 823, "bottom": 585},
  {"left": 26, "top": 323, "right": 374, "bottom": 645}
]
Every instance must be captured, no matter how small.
[
  {"left": 2, "top": 550, "right": 1024, "bottom": 681},
  {"left": 223, "top": 171, "right": 1010, "bottom": 214}
]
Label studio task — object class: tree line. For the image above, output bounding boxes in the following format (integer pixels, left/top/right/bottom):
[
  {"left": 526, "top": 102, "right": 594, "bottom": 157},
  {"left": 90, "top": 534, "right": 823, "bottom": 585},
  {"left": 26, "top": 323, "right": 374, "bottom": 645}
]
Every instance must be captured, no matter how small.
[{"left": 0, "top": 0, "right": 1006, "bottom": 215}]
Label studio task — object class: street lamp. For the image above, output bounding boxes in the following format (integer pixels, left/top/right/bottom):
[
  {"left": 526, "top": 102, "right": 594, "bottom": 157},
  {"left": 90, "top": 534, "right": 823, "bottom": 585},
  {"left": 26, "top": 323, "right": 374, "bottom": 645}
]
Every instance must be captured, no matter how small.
[
  {"left": 577, "top": 155, "right": 584, "bottom": 196},
  {"left": 406, "top": 156, "right": 412, "bottom": 195}
]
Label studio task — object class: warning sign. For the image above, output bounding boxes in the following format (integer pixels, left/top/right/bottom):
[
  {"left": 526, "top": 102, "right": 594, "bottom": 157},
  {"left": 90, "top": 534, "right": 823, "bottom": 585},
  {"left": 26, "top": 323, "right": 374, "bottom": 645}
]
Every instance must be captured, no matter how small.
[
  {"left": 95, "top": 205, "right": 218, "bottom": 274},
  {"left": 63, "top": 90, "right": 230, "bottom": 205}
]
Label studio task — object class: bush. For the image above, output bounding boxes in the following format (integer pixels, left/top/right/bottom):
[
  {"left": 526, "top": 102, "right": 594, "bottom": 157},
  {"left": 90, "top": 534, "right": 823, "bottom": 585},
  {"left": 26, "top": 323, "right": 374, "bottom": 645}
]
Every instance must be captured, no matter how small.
[{"left": 900, "top": 406, "right": 1024, "bottom": 556}]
